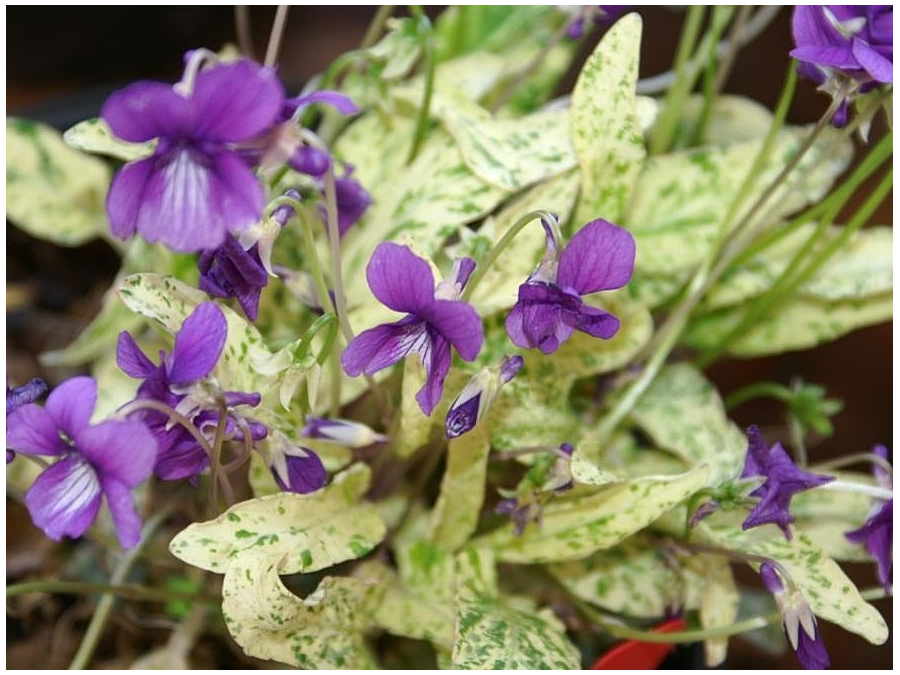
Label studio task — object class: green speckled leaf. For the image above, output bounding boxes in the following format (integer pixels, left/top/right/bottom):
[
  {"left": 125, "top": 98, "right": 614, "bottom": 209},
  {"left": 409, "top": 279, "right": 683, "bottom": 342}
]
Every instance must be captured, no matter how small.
[
  {"left": 704, "top": 225, "right": 893, "bottom": 310},
  {"left": 375, "top": 540, "right": 456, "bottom": 647},
  {"left": 548, "top": 534, "right": 681, "bottom": 618},
  {"left": 452, "top": 547, "right": 580, "bottom": 669},
  {"left": 631, "top": 363, "right": 746, "bottom": 485},
  {"left": 625, "top": 127, "right": 852, "bottom": 279},
  {"left": 395, "top": 358, "right": 433, "bottom": 458},
  {"left": 570, "top": 13, "right": 646, "bottom": 224},
  {"left": 169, "top": 463, "right": 385, "bottom": 574},
  {"left": 64, "top": 117, "right": 154, "bottom": 161},
  {"left": 431, "top": 424, "right": 491, "bottom": 550},
  {"left": 681, "top": 94, "right": 774, "bottom": 146},
  {"left": 222, "top": 549, "right": 379, "bottom": 669},
  {"left": 685, "top": 292, "right": 892, "bottom": 357},
  {"left": 474, "top": 466, "right": 710, "bottom": 563},
  {"left": 6, "top": 117, "right": 110, "bottom": 245},
  {"left": 695, "top": 515, "right": 889, "bottom": 645}
]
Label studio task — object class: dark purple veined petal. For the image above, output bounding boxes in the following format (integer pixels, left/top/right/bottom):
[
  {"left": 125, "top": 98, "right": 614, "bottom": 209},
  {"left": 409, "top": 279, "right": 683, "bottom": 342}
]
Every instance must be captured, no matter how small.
[
  {"left": 116, "top": 331, "right": 157, "bottom": 379},
  {"left": 418, "top": 299, "right": 484, "bottom": 362},
  {"left": 790, "top": 44, "right": 858, "bottom": 70},
  {"left": 153, "top": 433, "right": 211, "bottom": 481},
  {"left": 107, "top": 145, "right": 264, "bottom": 253},
  {"left": 341, "top": 316, "right": 426, "bottom": 377},
  {"left": 168, "top": 302, "right": 228, "bottom": 384},
  {"left": 45, "top": 376, "right": 97, "bottom": 441},
  {"left": 333, "top": 173, "right": 372, "bottom": 236},
  {"left": 415, "top": 331, "right": 452, "bottom": 416},
  {"left": 6, "top": 404, "right": 68, "bottom": 456},
  {"left": 25, "top": 455, "right": 103, "bottom": 541},
  {"left": 197, "top": 238, "right": 268, "bottom": 322},
  {"left": 190, "top": 60, "right": 285, "bottom": 143},
  {"left": 741, "top": 425, "right": 769, "bottom": 479},
  {"left": 76, "top": 419, "right": 157, "bottom": 487},
  {"left": 100, "top": 475, "right": 144, "bottom": 548},
  {"left": 365, "top": 242, "right": 435, "bottom": 314},
  {"left": 505, "top": 283, "right": 577, "bottom": 354},
  {"left": 791, "top": 6, "right": 848, "bottom": 53},
  {"left": 273, "top": 451, "right": 327, "bottom": 494},
  {"left": 571, "top": 303, "right": 621, "bottom": 339},
  {"left": 557, "top": 219, "right": 635, "bottom": 295},
  {"left": 6, "top": 378, "right": 48, "bottom": 416},
  {"left": 101, "top": 80, "right": 192, "bottom": 143}
]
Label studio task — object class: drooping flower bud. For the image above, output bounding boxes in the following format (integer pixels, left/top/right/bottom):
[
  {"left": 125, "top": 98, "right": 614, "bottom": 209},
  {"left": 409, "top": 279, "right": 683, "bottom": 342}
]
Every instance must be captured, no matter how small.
[
  {"left": 301, "top": 417, "right": 387, "bottom": 448},
  {"left": 445, "top": 355, "right": 524, "bottom": 439}
]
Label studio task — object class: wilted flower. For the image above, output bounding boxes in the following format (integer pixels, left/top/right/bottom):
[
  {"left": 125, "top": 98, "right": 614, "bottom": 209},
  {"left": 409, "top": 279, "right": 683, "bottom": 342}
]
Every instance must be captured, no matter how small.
[
  {"left": 760, "top": 561, "right": 830, "bottom": 669},
  {"left": 741, "top": 426, "right": 834, "bottom": 538},
  {"left": 505, "top": 219, "right": 635, "bottom": 354},
  {"left": 6, "top": 377, "right": 157, "bottom": 548},
  {"left": 445, "top": 355, "right": 524, "bottom": 439},
  {"left": 341, "top": 245, "right": 483, "bottom": 415},
  {"left": 102, "top": 55, "right": 285, "bottom": 251},
  {"left": 198, "top": 235, "right": 269, "bottom": 322}
]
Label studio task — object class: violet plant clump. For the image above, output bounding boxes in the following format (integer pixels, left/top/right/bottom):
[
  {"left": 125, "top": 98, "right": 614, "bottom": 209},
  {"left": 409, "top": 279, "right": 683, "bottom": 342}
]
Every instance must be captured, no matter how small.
[{"left": 5, "top": 5, "right": 893, "bottom": 671}]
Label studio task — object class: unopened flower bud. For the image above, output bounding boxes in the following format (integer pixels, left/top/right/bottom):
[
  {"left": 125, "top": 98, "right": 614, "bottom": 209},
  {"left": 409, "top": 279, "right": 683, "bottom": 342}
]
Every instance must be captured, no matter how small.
[
  {"left": 301, "top": 416, "right": 386, "bottom": 448},
  {"left": 446, "top": 355, "right": 524, "bottom": 439}
]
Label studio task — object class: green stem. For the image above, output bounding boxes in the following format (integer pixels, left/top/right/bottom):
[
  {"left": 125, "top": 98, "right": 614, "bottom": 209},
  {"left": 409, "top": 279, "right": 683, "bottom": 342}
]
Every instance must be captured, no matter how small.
[
  {"left": 208, "top": 398, "right": 232, "bottom": 512},
  {"left": 234, "top": 6, "right": 255, "bottom": 59},
  {"left": 361, "top": 5, "right": 395, "bottom": 49},
  {"left": 818, "top": 479, "right": 893, "bottom": 501},
  {"left": 6, "top": 581, "right": 215, "bottom": 604},
  {"left": 713, "top": 5, "right": 753, "bottom": 92},
  {"left": 116, "top": 400, "right": 213, "bottom": 464},
  {"left": 320, "top": 159, "right": 355, "bottom": 344},
  {"left": 649, "top": 6, "right": 707, "bottom": 155},
  {"left": 68, "top": 508, "right": 173, "bottom": 669},
  {"left": 263, "top": 5, "right": 289, "bottom": 68},
  {"left": 812, "top": 453, "right": 894, "bottom": 476},
  {"left": 406, "top": 8, "right": 436, "bottom": 165},
  {"left": 724, "top": 382, "right": 792, "bottom": 410},
  {"left": 295, "top": 312, "right": 338, "bottom": 360},
  {"left": 696, "top": 168, "right": 891, "bottom": 366},
  {"left": 690, "top": 5, "right": 743, "bottom": 147},
  {"left": 461, "top": 210, "right": 559, "bottom": 302}
]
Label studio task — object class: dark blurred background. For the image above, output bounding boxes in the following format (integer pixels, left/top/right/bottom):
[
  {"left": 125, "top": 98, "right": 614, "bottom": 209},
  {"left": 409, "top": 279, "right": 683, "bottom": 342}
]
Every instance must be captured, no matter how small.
[{"left": 6, "top": 5, "right": 892, "bottom": 669}]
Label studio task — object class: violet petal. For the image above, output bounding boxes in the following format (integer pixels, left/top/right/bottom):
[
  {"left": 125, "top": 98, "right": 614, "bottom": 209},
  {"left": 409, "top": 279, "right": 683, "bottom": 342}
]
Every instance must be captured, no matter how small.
[
  {"left": 45, "top": 376, "right": 96, "bottom": 440},
  {"left": 168, "top": 302, "right": 227, "bottom": 384},
  {"left": 365, "top": 242, "right": 435, "bottom": 313},
  {"left": 557, "top": 219, "right": 636, "bottom": 295},
  {"left": 25, "top": 455, "right": 102, "bottom": 541}
]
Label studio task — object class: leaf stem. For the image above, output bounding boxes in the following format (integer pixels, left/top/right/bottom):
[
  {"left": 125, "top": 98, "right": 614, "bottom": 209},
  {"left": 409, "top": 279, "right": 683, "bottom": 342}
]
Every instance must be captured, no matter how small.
[
  {"left": 6, "top": 580, "right": 215, "bottom": 604},
  {"left": 406, "top": 7, "right": 436, "bottom": 165},
  {"left": 724, "top": 381, "right": 792, "bottom": 410},
  {"left": 263, "top": 5, "right": 289, "bottom": 68},
  {"left": 234, "top": 6, "right": 255, "bottom": 59},
  {"left": 817, "top": 480, "right": 893, "bottom": 501},
  {"left": 68, "top": 508, "right": 173, "bottom": 669}
]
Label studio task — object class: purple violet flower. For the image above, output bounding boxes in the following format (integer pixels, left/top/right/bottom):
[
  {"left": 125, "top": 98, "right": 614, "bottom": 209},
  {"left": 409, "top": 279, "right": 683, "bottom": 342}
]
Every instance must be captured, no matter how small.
[
  {"left": 198, "top": 235, "right": 269, "bottom": 322},
  {"left": 266, "top": 432, "right": 327, "bottom": 494},
  {"left": 101, "top": 56, "right": 285, "bottom": 252},
  {"left": 760, "top": 562, "right": 830, "bottom": 669},
  {"left": 845, "top": 444, "right": 892, "bottom": 591},
  {"left": 563, "top": 6, "right": 628, "bottom": 40},
  {"left": 331, "top": 167, "right": 373, "bottom": 236},
  {"left": 445, "top": 355, "right": 524, "bottom": 439},
  {"left": 301, "top": 417, "right": 387, "bottom": 448},
  {"left": 505, "top": 219, "right": 635, "bottom": 354},
  {"left": 116, "top": 302, "right": 265, "bottom": 480},
  {"left": 341, "top": 244, "right": 484, "bottom": 415},
  {"left": 741, "top": 426, "right": 834, "bottom": 539},
  {"left": 791, "top": 6, "right": 893, "bottom": 126},
  {"left": 6, "top": 377, "right": 157, "bottom": 548},
  {"left": 7, "top": 377, "right": 48, "bottom": 464}
]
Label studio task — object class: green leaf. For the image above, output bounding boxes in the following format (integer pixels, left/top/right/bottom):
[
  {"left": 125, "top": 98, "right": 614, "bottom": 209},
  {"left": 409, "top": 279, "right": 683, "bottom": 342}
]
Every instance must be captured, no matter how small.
[
  {"left": 434, "top": 6, "right": 559, "bottom": 60},
  {"left": 374, "top": 540, "right": 456, "bottom": 647},
  {"left": 685, "top": 292, "right": 892, "bottom": 357},
  {"left": 6, "top": 117, "right": 110, "bottom": 245},
  {"left": 625, "top": 127, "right": 852, "bottom": 279},
  {"left": 474, "top": 466, "right": 710, "bottom": 563},
  {"left": 395, "top": 357, "right": 434, "bottom": 458},
  {"left": 570, "top": 13, "right": 646, "bottom": 225},
  {"left": 681, "top": 94, "right": 775, "bottom": 146},
  {"left": 451, "top": 547, "right": 581, "bottom": 669},
  {"left": 548, "top": 534, "right": 682, "bottom": 618},
  {"left": 630, "top": 363, "right": 746, "bottom": 485},
  {"left": 694, "top": 515, "right": 889, "bottom": 645},
  {"left": 430, "top": 424, "right": 491, "bottom": 551},
  {"left": 64, "top": 117, "right": 154, "bottom": 162},
  {"left": 222, "top": 549, "right": 379, "bottom": 669},
  {"left": 169, "top": 463, "right": 385, "bottom": 574},
  {"left": 367, "top": 17, "right": 422, "bottom": 81}
]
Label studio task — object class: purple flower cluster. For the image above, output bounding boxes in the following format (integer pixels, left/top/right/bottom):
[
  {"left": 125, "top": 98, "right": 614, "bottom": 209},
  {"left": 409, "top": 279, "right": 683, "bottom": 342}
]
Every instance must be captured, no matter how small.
[
  {"left": 740, "top": 426, "right": 833, "bottom": 538},
  {"left": 791, "top": 6, "right": 893, "bottom": 125},
  {"left": 7, "top": 377, "right": 157, "bottom": 548},
  {"left": 117, "top": 302, "right": 265, "bottom": 481}
]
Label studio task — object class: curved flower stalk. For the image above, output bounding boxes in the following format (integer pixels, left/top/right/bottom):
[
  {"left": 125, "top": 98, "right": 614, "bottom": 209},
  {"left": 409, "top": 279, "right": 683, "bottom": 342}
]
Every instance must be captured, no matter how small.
[
  {"left": 116, "top": 302, "right": 265, "bottom": 480},
  {"left": 341, "top": 243, "right": 484, "bottom": 415},
  {"left": 791, "top": 5, "right": 893, "bottom": 126},
  {"left": 6, "top": 377, "right": 157, "bottom": 548},
  {"left": 505, "top": 218, "right": 635, "bottom": 354}
]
